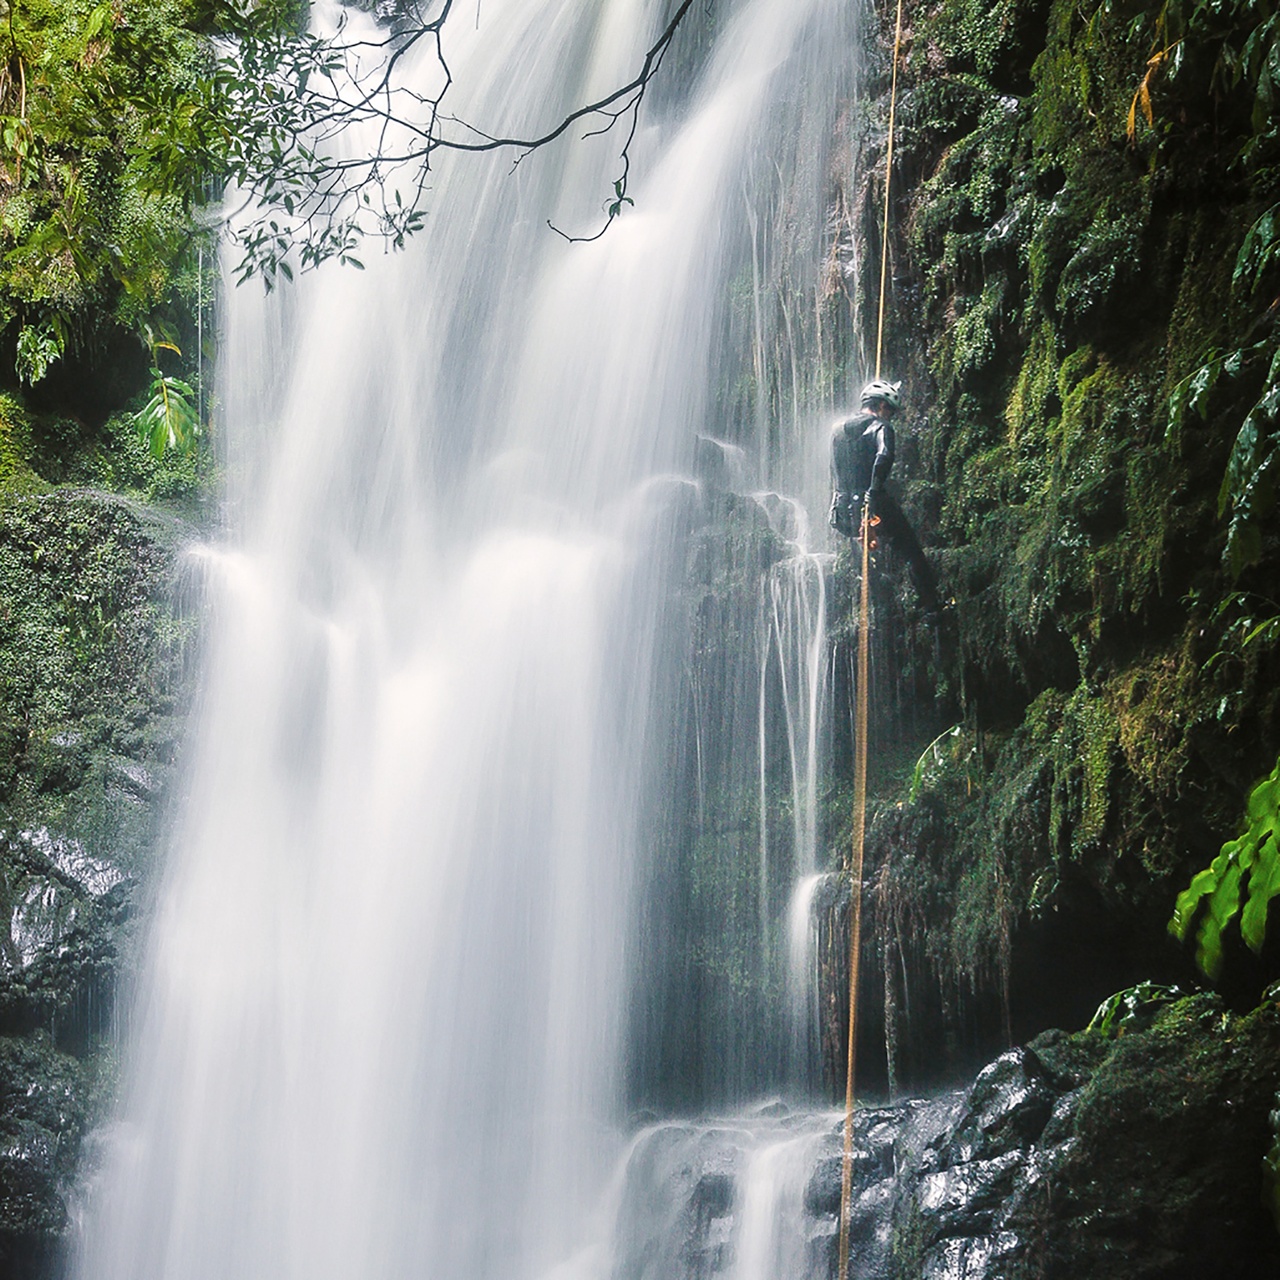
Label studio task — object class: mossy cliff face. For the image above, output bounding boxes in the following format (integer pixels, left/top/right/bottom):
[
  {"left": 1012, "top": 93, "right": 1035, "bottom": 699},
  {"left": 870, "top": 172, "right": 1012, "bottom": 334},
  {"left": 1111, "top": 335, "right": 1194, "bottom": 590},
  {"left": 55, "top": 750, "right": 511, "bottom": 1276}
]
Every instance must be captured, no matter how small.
[
  {"left": 824, "top": 0, "right": 1280, "bottom": 1092},
  {"left": 812, "top": 0, "right": 1280, "bottom": 1265},
  {"left": 0, "top": 399, "right": 200, "bottom": 1275}
]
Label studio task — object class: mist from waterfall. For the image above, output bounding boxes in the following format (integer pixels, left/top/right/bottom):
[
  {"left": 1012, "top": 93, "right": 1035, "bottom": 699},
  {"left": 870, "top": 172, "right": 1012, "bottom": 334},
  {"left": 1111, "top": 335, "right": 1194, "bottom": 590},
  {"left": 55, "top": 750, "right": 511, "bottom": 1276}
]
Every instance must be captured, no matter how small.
[{"left": 75, "top": 1, "right": 860, "bottom": 1277}]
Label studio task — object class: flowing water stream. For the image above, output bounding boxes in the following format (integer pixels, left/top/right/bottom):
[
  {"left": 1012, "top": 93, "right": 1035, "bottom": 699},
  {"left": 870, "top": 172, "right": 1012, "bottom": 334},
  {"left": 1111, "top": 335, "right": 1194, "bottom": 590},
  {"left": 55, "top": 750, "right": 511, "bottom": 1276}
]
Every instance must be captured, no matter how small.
[{"left": 76, "top": 1, "right": 861, "bottom": 1277}]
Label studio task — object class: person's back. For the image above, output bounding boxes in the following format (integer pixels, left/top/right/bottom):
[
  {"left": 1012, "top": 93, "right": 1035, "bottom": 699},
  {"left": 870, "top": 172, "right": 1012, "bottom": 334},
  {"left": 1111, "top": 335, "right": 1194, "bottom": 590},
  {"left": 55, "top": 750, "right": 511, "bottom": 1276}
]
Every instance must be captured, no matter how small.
[
  {"left": 828, "top": 379, "right": 940, "bottom": 615},
  {"left": 830, "top": 408, "right": 895, "bottom": 533}
]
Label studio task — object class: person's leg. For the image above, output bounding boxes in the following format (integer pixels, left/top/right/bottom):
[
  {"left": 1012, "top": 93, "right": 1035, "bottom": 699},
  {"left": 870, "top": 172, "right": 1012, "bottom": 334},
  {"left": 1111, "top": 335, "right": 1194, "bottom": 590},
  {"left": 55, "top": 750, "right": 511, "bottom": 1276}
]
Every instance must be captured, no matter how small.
[{"left": 874, "top": 495, "right": 940, "bottom": 613}]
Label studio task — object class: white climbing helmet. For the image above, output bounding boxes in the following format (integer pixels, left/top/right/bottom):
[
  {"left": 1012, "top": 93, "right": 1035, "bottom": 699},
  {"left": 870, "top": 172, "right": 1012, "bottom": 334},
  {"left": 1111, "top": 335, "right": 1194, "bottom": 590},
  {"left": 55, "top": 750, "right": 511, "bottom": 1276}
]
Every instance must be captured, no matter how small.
[{"left": 860, "top": 379, "right": 903, "bottom": 412}]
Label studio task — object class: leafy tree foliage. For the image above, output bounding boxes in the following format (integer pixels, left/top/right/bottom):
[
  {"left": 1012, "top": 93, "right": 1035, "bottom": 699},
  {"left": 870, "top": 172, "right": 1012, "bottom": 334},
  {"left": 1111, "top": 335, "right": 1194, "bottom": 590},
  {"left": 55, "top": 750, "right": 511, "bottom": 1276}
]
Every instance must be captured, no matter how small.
[
  {"left": 0, "top": 0, "right": 213, "bottom": 384},
  {"left": 0, "top": 0, "right": 694, "bottom": 405}
]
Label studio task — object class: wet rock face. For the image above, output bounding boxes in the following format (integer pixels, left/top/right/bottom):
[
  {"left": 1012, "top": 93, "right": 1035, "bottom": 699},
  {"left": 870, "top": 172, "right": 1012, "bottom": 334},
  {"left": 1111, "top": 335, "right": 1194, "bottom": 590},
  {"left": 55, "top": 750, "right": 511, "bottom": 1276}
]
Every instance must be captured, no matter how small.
[
  {"left": 0, "top": 491, "right": 198, "bottom": 1275},
  {"left": 806, "top": 1100, "right": 960, "bottom": 1278},
  {"left": 906, "top": 1041, "right": 1091, "bottom": 1278},
  {"left": 610, "top": 1003, "right": 1280, "bottom": 1280}
]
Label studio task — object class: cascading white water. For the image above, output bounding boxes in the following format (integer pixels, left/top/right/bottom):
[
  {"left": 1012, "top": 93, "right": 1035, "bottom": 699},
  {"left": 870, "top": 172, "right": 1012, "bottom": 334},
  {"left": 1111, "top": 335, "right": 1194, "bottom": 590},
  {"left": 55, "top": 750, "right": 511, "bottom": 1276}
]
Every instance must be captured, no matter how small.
[
  {"left": 76, "top": 2, "right": 859, "bottom": 1277},
  {"left": 753, "top": 496, "right": 832, "bottom": 1090}
]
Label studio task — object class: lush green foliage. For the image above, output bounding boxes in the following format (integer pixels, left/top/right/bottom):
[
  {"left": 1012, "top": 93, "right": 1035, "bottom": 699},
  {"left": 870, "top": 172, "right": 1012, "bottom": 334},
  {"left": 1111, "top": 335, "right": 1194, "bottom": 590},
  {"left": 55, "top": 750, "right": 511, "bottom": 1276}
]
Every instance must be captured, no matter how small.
[
  {"left": 1087, "top": 980, "right": 1184, "bottom": 1036},
  {"left": 0, "top": 0, "right": 214, "bottom": 381},
  {"left": 1171, "top": 755, "right": 1280, "bottom": 977},
  {"left": 0, "top": 0, "right": 698, "bottom": 340},
  {"left": 1167, "top": 207, "right": 1280, "bottom": 577},
  {"left": 1127, "top": 0, "right": 1280, "bottom": 578},
  {"left": 907, "top": 724, "right": 965, "bottom": 802},
  {"left": 845, "top": 0, "right": 1280, "bottom": 1074}
]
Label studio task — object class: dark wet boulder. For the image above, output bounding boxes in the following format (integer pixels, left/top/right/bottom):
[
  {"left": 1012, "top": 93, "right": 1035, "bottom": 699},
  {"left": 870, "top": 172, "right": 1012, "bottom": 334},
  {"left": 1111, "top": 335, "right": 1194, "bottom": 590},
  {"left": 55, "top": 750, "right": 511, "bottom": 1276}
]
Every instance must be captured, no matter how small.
[
  {"left": 931, "top": 1048, "right": 1059, "bottom": 1169},
  {"left": 1004, "top": 997, "right": 1280, "bottom": 1280},
  {"left": 890, "top": 1001, "right": 1280, "bottom": 1279},
  {"left": 918, "top": 1149, "right": 1024, "bottom": 1239}
]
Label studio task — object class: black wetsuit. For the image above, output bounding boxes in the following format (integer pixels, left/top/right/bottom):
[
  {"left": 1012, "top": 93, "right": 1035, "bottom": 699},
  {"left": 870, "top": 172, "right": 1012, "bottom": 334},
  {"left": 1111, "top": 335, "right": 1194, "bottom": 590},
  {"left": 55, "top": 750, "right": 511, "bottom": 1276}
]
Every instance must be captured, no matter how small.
[{"left": 829, "top": 410, "right": 939, "bottom": 612}]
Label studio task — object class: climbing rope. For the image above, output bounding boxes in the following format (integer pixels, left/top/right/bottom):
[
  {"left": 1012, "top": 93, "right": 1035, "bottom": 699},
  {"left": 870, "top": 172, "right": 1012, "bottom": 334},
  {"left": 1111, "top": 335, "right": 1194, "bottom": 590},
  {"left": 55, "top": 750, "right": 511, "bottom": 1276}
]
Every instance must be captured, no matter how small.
[
  {"left": 839, "top": 0, "right": 906, "bottom": 1274},
  {"left": 837, "top": 507, "right": 873, "bottom": 1280},
  {"left": 874, "top": 0, "right": 906, "bottom": 381}
]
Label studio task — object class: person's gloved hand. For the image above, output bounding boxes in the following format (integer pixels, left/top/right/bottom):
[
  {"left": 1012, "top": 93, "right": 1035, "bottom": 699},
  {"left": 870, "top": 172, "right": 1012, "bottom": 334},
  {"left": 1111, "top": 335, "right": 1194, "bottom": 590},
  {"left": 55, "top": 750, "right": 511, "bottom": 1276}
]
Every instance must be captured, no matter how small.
[
  {"left": 863, "top": 489, "right": 880, "bottom": 521},
  {"left": 829, "top": 492, "right": 854, "bottom": 537}
]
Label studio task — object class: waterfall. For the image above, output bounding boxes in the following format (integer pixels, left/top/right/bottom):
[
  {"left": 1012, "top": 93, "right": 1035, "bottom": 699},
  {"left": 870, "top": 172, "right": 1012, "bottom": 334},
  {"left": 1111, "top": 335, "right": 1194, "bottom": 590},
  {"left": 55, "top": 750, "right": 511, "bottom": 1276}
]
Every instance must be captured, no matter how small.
[
  {"left": 76, "top": 1, "right": 859, "bottom": 1277},
  {"left": 755, "top": 496, "right": 832, "bottom": 1092}
]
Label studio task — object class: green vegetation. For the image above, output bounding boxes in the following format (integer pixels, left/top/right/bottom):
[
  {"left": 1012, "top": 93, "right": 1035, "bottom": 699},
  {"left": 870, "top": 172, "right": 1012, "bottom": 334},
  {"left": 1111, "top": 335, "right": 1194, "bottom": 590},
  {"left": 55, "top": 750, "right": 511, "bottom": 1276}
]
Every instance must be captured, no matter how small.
[
  {"left": 0, "top": 0, "right": 213, "bottom": 385},
  {"left": 1171, "top": 754, "right": 1280, "bottom": 977},
  {"left": 1169, "top": 199, "right": 1280, "bottom": 578},
  {"left": 0, "top": 5, "right": 216, "bottom": 1261},
  {"left": 1008, "top": 996, "right": 1280, "bottom": 1274},
  {"left": 133, "top": 340, "right": 198, "bottom": 458},
  {"left": 1087, "top": 980, "right": 1184, "bottom": 1036},
  {"left": 825, "top": 0, "right": 1280, "bottom": 1097}
]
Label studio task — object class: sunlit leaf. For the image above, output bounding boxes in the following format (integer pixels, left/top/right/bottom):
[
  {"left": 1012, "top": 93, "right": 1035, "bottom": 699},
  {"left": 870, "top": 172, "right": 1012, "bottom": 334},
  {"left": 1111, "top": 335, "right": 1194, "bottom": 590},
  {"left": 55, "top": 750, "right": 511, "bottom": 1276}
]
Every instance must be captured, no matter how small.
[{"left": 1171, "top": 757, "right": 1280, "bottom": 978}]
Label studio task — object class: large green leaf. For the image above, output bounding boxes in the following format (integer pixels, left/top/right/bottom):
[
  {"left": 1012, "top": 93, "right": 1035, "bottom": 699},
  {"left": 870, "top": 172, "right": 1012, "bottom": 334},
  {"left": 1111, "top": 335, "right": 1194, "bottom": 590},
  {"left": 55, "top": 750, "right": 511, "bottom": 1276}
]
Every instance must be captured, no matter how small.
[
  {"left": 133, "top": 369, "right": 199, "bottom": 460},
  {"left": 1172, "top": 757, "right": 1280, "bottom": 978}
]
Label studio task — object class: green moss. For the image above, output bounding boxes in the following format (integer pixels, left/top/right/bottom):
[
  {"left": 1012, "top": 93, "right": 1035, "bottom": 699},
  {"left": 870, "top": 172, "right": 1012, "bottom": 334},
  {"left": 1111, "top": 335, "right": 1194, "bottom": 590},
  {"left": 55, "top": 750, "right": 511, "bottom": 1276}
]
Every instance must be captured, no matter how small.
[
  {"left": 0, "top": 398, "right": 41, "bottom": 496},
  {"left": 0, "top": 491, "right": 195, "bottom": 867},
  {"left": 1008, "top": 998, "right": 1280, "bottom": 1275},
  {"left": 0, "top": 1032, "right": 85, "bottom": 1235}
]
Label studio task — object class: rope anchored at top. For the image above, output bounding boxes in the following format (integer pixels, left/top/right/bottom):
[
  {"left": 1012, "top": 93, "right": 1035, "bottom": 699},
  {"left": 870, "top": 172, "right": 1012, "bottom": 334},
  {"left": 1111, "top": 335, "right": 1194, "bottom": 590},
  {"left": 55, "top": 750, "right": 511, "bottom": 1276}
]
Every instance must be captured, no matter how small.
[{"left": 874, "top": 0, "right": 905, "bottom": 382}]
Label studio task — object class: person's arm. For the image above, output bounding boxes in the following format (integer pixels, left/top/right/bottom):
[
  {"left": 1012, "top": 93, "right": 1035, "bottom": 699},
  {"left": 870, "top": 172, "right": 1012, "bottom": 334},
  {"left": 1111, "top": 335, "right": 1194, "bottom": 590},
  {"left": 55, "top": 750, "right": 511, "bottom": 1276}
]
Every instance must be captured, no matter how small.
[
  {"left": 830, "top": 420, "right": 848, "bottom": 489},
  {"left": 868, "top": 420, "right": 895, "bottom": 491},
  {"left": 829, "top": 420, "right": 854, "bottom": 534}
]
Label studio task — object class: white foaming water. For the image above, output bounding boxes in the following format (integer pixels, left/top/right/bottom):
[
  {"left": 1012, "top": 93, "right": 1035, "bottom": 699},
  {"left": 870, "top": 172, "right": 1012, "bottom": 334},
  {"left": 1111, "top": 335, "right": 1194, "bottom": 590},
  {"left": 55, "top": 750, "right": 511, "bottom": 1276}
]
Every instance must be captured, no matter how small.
[
  {"left": 587, "top": 1109, "right": 840, "bottom": 1280},
  {"left": 754, "top": 490, "right": 831, "bottom": 1090},
  {"left": 76, "top": 1, "right": 855, "bottom": 1277},
  {"left": 729, "top": 1121, "right": 832, "bottom": 1280},
  {"left": 787, "top": 871, "right": 828, "bottom": 1086}
]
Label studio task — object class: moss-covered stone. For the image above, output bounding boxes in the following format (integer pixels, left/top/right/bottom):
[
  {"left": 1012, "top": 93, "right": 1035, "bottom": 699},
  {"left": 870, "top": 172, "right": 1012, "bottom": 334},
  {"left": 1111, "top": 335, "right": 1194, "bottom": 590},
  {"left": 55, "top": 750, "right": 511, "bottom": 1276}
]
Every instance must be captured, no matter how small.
[
  {"left": 0, "top": 484, "right": 197, "bottom": 1264},
  {"left": 0, "top": 1032, "right": 89, "bottom": 1278},
  {"left": 1008, "top": 997, "right": 1280, "bottom": 1277}
]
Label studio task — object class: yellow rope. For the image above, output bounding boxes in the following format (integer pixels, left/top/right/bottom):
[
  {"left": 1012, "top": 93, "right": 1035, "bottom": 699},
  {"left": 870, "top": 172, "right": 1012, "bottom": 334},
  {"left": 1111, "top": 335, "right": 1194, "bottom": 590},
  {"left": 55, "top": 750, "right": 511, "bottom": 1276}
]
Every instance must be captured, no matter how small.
[
  {"left": 874, "top": 0, "right": 906, "bottom": 381},
  {"left": 837, "top": 505, "right": 873, "bottom": 1280},
  {"left": 840, "top": 0, "right": 905, "bottom": 1273}
]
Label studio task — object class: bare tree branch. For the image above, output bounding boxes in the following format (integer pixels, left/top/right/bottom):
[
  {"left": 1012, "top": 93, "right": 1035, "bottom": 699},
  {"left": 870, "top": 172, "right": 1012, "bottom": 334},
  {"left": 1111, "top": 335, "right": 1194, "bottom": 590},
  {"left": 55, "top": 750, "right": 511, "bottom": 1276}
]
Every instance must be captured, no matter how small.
[{"left": 216, "top": 0, "right": 696, "bottom": 284}]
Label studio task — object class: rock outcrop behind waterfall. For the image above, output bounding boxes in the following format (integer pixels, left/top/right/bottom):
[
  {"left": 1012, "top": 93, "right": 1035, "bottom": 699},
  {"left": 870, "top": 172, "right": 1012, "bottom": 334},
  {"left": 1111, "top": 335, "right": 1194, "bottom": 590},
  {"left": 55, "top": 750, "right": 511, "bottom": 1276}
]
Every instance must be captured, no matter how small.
[{"left": 612, "top": 997, "right": 1280, "bottom": 1280}]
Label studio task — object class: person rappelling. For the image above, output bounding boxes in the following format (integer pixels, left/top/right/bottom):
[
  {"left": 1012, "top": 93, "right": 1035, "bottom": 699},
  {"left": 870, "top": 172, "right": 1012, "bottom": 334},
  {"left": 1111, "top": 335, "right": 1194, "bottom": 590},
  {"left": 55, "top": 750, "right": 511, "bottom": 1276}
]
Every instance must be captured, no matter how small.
[{"left": 828, "top": 378, "right": 940, "bottom": 615}]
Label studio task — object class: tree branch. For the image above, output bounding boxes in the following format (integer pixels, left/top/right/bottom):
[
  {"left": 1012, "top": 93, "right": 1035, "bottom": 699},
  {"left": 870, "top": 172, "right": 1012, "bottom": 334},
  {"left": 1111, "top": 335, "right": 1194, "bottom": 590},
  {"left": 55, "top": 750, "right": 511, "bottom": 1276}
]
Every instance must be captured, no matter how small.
[{"left": 217, "top": 0, "right": 696, "bottom": 284}]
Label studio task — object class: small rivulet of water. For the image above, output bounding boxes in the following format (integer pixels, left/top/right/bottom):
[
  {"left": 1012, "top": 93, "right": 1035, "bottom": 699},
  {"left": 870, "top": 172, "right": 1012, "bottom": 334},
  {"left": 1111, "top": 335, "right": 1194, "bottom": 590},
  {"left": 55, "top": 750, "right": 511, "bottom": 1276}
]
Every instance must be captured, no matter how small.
[{"left": 73, "top": 2, "right": 860, "bottom": 1278}]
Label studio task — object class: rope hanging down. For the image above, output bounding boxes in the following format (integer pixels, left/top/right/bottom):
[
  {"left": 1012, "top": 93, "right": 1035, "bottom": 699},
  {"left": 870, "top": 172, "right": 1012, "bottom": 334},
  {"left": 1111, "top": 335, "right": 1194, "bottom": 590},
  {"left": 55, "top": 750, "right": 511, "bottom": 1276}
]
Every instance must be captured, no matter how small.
[
  {"left": 874, "top": 0, "right": 905, "bottom": 382},
  {"left": 837, "top": 508, "right": 873, "bottom": 1280},
  {"left": 838, "top": 0, "right": 905, "bottom": 1275}
]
